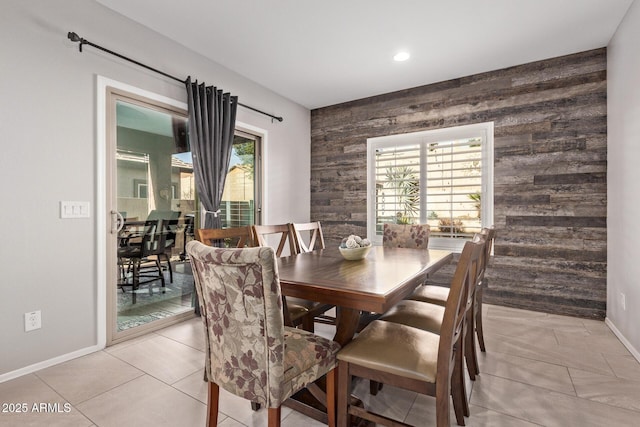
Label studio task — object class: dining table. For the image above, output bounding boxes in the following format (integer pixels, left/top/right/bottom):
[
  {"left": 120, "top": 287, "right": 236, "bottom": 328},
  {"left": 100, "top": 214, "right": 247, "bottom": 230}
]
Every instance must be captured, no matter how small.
[{"left": 276, "top": 245, "right": 453, "bottom": 422}]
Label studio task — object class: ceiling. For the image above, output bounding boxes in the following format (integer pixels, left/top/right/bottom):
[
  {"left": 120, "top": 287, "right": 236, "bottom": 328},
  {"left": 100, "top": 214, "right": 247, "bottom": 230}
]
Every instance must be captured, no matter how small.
[{"left": 96, "top": 0, "right": 633, "bottom": 110}]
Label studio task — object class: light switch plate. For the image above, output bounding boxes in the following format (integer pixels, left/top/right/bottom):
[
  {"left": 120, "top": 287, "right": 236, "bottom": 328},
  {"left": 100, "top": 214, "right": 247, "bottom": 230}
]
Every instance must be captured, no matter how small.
[{"left": 60, "top": 201, "right": 90, "bottom": 219}]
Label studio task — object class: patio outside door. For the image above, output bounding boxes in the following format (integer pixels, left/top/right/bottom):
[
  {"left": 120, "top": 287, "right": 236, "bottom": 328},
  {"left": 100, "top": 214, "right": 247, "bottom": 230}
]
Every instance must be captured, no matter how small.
[{"left": 106, "top": 87, "right": 196, "bottom": 345}]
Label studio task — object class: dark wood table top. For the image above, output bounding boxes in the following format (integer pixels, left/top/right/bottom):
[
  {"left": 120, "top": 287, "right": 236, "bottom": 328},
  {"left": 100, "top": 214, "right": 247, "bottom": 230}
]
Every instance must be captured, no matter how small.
[{"left": 278, "top": 246, "right": 453, "bottom": 314}]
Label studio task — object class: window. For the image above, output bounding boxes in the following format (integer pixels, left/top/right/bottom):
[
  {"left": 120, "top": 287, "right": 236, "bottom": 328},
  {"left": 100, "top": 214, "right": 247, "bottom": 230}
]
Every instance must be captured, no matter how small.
[
  {"left": 163, "top": 128, "right": 262, "bottom": 229},
  {"left": 367, "top": 122, "right": 494, "bottom": 252},
  {"left": 132, "top": 179, "right": 178, "bottom": 199},
  {"left": 220, "top": 130, "right": 262, "bottom": 227}
]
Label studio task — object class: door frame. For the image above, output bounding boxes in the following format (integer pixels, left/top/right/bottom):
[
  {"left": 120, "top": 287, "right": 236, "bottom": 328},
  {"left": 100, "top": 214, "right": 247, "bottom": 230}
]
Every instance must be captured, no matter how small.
[{"left": 97, "top": 76, "right": 193, "bottom": 347}]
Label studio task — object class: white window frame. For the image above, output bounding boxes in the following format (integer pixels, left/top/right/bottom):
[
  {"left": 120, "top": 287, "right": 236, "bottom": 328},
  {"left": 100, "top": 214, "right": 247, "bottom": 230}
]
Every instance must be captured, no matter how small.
[{"left": 367, "top": 122, "right": 494, "bottom": 252}]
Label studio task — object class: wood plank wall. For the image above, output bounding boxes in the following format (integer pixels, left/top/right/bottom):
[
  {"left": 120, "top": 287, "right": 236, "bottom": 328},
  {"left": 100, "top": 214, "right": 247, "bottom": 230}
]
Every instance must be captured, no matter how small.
[{"left": 310, "top": 48, "right": 607, "bottom": 319}]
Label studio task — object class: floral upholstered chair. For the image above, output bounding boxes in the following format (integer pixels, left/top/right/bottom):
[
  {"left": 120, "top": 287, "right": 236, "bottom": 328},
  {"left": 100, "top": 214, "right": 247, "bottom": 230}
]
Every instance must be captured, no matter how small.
[
  {"left": 186, "top": 240, "right": 340, "bottom": 427},
  {"left": 382, "top": 223, "right": 430, "bottom": 249}
]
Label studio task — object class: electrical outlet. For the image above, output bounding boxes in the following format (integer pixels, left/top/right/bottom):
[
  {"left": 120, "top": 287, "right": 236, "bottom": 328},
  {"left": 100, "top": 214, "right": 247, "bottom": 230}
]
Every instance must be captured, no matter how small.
[
  {"left": 620, "top": 293, "right": 626, "bottom": 311},
  {"left": 25, "top": 310, "right": 41, "bottom": 332}
]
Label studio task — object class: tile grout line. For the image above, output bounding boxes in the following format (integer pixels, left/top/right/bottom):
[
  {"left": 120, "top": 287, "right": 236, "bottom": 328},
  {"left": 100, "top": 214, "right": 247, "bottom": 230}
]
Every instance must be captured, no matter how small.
[
  {"left": 469, "top": 373, "right": 547, "bottom": 427},
  {"left": 28, "top": 372, "right": 93, "bottom": 425}
]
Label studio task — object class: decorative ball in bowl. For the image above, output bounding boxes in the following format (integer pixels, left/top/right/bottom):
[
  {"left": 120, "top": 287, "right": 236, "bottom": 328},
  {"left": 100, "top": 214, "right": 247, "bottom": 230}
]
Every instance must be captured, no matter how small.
[{"left": 339, "top": 235, "right": 372, "bottom": 260}]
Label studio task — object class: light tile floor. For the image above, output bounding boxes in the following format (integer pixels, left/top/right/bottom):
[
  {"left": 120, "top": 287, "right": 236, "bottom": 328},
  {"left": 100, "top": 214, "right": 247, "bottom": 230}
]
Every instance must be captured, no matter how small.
[{"left": 2, "top": 304, "right": 640, "bottom": 426}]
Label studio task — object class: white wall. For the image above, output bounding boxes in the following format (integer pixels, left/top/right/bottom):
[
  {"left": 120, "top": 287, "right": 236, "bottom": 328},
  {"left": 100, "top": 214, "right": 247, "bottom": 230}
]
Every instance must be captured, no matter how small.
[
  {"left": 607, "top": 0, "right": 640, "bottom": 359},
  {"left": 0, "top": 0, "right": 310, "bottom": 378}
]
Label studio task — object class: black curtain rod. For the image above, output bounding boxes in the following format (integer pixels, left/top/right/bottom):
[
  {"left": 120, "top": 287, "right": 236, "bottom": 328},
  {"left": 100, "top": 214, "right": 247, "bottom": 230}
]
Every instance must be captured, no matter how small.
[{"left": 67, "top": 31, "right": 283, "bottom": 122}]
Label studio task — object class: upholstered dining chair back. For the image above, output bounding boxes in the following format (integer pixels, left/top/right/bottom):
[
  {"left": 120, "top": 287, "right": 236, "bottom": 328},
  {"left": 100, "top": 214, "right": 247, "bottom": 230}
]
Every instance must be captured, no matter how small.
[
  {"left": 187, "top": 242, "right": 284, "bottom": 406},
  {"left": 186, "top": 241, "right": 340, "bottom": 426},
  {"left": 382, "top": 223, "right": 430, "bottom": 249},
  {"left": 291, "top": 221, "right": 326, "bottom": 253}
]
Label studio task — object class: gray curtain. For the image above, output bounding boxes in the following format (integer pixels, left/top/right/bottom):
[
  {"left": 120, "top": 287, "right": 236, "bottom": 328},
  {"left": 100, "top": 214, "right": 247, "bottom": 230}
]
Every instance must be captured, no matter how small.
[{"left": 186, "top": 77, "right": 238, "bottom": 229}]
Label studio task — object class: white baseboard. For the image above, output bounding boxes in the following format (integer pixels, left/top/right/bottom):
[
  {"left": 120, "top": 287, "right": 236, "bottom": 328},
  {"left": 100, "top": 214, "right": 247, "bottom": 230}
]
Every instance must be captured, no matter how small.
[
  {"left": 0, "top": 344, "right": 103, "bottom": 384},
  {"left": 605, "top": 317, "right": 640, "bottom": 363}
]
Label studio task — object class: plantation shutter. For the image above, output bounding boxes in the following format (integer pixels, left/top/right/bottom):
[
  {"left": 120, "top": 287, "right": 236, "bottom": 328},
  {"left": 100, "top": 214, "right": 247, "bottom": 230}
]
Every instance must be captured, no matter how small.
[{"left": 373, "top": 137, "right": 482, "bottom": 240}]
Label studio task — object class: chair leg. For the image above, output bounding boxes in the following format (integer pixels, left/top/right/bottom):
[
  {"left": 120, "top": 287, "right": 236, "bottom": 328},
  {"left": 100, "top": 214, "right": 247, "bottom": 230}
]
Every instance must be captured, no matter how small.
[
  {"left": 465, "top": 335, "right": 479, "bottom": 380},
  {"left": 451, "top": 344, "right": 468, "bottom": 424},
  {"left": 207, "top": 382, "right": 219, "bottom": 427},
  {"left": 161, "top": 256, "right": 167, "bottom": 292},
  {"left": 154, "top": 258, "right": 165, "bottom": 290},
  {"left": 301, "top": 314, "right": 315, "bottom": 333},
  {"left": 435, "top": 372, "right": 451, "bottom": 427},
  {"left": 369, "top": 380, "right": 383, "bottom": 395},
  {"left": 267, "top": 406, "right": 281, "bottom": 427},
  {"left": 281, "top": 297, "right": 294, "bottom": 327},
  {"left": 455, "top": 320, "right": 471, "bottom": 418},
  {"left": 163, "top": 253, "right": 174, "bottom": 283},
  {"left": 467, "top": 296, "right": 480, "bottom": 378},
  {"left": 337, "top": 360, "right": 351, "bottom": 427},
  {"left": 476, "top": 281, "right": 486, "bottom": 352},
  {"left": 326, "top": 367, "right": 337, "bottom": 427},
  {"left": 465, "top": 309, "right": 479, "bottom": 380},
  {"left": 370, "top": 380, "right": 379, "bottom": 396},
  {"left": 132, "top": 259, "right": 139, "bottom": 305}
]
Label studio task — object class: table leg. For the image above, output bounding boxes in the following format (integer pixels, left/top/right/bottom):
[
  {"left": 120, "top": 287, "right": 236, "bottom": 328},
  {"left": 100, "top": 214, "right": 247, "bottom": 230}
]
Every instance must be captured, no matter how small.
[{"left": 333, "top": 307, "right": 361, "bottom": 346}]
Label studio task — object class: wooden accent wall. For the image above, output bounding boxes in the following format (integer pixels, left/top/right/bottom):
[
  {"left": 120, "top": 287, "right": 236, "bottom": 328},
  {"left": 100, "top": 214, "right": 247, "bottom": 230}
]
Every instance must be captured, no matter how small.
[{"left": 310, "top": 49, "right": 607, "bottom": 319}]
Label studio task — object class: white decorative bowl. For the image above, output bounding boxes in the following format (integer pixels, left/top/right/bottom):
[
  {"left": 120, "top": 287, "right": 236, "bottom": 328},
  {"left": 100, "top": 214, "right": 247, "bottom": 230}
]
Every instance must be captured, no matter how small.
[{"left": 339, "top": 245, "right": 372, "bottom": 261}]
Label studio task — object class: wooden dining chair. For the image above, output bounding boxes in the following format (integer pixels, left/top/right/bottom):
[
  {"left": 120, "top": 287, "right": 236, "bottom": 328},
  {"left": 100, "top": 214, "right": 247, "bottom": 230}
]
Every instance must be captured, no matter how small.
[
  {"left": 337, "top": 239, "right": 484, "bottom": 427},
  {"left": 473, "top": 226, "right": 495, "bottom": 352},
  {"left": 196, "top": 226, "right": 255, "bottom": 249},
  {"left": 364, "top": 223, "right": 432, "bottom": 393},
  {"left": 378, "top": 234, "right": 486, "bottom": 420},
  {"left": 252, "top": 224, "right": 321, "bottom": 332},
  {"left": 409, "top": 226, "right": 496, "bottom": 354},
  {"left": 196, "top": 225, "right": 265, "bottom": 412},
  {"left": 291, "top": 221, "right": 326, "bottom": 253},
  {"left": 187, "top": 241, "right": 340, "bottom": 427},
  {"left": 252, "top": 224, "right": 297, "bottom": 257},
  {"left": 118, "top": 219, "right": 167, "bottom": 304},
  {"left": 290, "top": 221, "right": 336, "bottom": 326},
  {"left": 147, "top": 210, "right": 181, "bottom": 283}
]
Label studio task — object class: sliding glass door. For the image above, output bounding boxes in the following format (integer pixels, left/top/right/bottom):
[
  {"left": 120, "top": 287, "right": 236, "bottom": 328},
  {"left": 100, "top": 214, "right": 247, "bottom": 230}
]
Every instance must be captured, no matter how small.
[
  {"left": 220, "top": 130, "right": 262, "bottom": 227},
  {"left": 106, "top": 87, "right": 195, "bottom": 345}
]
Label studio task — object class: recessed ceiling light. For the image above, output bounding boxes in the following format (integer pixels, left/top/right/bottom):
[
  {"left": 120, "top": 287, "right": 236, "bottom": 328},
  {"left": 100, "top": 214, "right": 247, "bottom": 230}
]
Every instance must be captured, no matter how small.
[{"left": 394, "top": 51, "right": 410, "bottom": 62}]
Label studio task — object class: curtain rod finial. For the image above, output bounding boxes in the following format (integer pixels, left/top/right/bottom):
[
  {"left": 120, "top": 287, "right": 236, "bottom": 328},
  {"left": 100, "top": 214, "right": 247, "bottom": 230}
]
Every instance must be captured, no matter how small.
[{"left": 67, "top": 31, "right": 86, "bottom": 52}]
